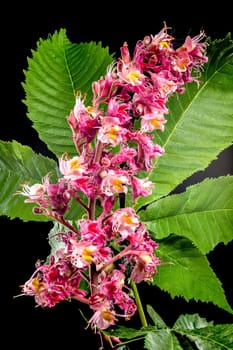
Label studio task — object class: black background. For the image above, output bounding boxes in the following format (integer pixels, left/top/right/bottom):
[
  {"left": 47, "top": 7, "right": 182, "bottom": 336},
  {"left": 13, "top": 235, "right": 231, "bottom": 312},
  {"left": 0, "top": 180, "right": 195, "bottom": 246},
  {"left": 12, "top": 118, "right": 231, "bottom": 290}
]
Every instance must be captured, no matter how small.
[{"left": 2, "top": 3, "right": 233, "bottom": 349}]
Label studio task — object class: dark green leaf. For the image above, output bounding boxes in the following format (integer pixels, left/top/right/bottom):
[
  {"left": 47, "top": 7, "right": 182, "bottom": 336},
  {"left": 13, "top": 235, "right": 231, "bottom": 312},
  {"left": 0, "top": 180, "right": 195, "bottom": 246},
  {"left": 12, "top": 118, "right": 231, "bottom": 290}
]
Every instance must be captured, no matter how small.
[
  {"left": 139, "top": 176, "right": 233, "bottom": 253},
  {"left": 175, "top": 324, "right": 233, "bottom": 350},
  {"left": 144, "top": 329, "right": 183, "bottom": 350},
  {"left": 0, "top": 140, "right": 58, "bottom": 221},
  {"left": 23, "top": 28, "right": 114, "bottom": 157},
  {"left": 173, "top": 313, "right": 213, "bottom": 330},
  {"left": 146, "top": 304, "right": 167, "bottom": 328},
  {"left": 153, "top": 235, "right": 233, "bottom": 314}
]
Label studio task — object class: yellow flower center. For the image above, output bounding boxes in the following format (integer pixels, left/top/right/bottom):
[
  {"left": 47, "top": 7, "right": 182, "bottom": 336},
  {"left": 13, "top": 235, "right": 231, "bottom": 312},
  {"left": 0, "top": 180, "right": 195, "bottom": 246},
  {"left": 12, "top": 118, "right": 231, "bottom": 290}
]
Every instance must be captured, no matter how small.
[
  {"left": 31, "top": 277, "right": 43, "bottom": 292},
  {"left": 107, "top": 126, "right": 119, "bottom": 141},
  {"left": 82, "top": 247, "right": 95, "bottom": 262},
  {"left": 70, "top": 158, "right": 81, "bottom": 170},
  {"left": 126, "top": 70, "right": 141, "bottom": 83},
  {"left": 86, "top": 106, "right": 94, "bottom": 115},
  {"left": 151, "top": 119, "right": 162, "bottom": 128},
  {"left": 102, "top": 310, "right": 115, "bottom": 321},
  {"left": 112, "top": 178, "right": 124, "bottom": 191},
  {"left": 160, "top": 41, "right": 170, "bottom": 49},
  {"left": 175, "top": 57, "right": 190, "bottom": 72},
  {"left": 122, "top": 213, "right": 134, "bottom": 224}
]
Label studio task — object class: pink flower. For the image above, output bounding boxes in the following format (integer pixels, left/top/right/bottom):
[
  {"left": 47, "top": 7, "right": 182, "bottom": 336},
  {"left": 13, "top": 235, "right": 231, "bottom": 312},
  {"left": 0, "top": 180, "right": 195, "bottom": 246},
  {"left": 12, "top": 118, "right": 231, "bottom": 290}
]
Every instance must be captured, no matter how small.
[
  {"left": 141, "top": 111, "right": 167, "bottom": 132},
  {"left": 111, "top": 207, "right": 140, "bottom": 239},
  {"left": 59, "top": 154, "right": 87, "bottom": 178},
  {"left": 88, "top": 300, "right": 117, "bottom": 330},
  {"left": 21, "top": 259, "right": 87, "bottom": 308},
  {"left": 19, "top": 182, "right": 46, "bottom": 205},
  {"left": 131, "top": 176, "right": 154, "bottom": 200},
  {"left": 129, "top": 131, "right": 165, "bottom": 171},
  {"left": 92, "top": 62, "right": 117, "bottom": 108},
  {"left": 100, "top": 169, "right": 130, "bottom": 196}
]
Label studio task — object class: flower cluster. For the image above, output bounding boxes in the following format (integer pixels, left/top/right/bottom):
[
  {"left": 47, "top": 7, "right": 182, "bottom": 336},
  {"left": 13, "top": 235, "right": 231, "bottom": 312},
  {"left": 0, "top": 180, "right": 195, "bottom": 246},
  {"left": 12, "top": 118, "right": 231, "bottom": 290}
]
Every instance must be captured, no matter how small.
[{"left": 17, "top": 24, "right": 208, "bottom": 332}]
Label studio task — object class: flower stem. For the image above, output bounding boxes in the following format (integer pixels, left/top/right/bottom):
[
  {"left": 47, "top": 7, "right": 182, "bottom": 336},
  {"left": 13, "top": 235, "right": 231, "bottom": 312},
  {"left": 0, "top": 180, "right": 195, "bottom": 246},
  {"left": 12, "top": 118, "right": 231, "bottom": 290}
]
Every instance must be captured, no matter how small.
[
  {"left": 88, "top": 140, "right": 104, "bottom": 220},
  {"left": 131, "top": 281, "right": 148, "bottom": 327}
]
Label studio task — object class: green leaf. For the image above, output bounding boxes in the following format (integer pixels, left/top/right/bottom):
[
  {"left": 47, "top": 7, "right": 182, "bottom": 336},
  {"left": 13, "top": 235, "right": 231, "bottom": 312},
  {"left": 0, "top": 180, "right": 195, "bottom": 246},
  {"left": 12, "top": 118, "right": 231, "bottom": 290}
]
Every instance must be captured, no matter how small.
[
  {"left": 175, "top": 324, "right": 233, "bottom": 350},
  {"left": 64, "top": 194, "right": 89, "bottom": 221},
  {"left": 104, "top": 315, "right": 233, "bottom": 349},
  {"left": 173, "top": 314, "right": 233, "bottom": 349},
  {"left": 103, "top": 325, "right": 149, "bottom": 339},
  {"left": 47, "top": 221, "right": 68, "bottom": 260},
  {"left": 153, "top": 235, "right": 233, "bottom": 314},
  {"left": 173, "top": 313, "right": 213, "bottom": 330},
  {"left": 144, "top": 329, "right": 183, "bottom": 350},
  {"left": 146, "top": 304, "right": 167, "bottom": 328},
  {"left": 0, "top": 140, "right": 58, "bottom": 221},
  {"left": 23, "top": 28, "right": 114, "bottom": 158},
  {"left": 139, "top": 176, "right": 233, "bottom": 254},
  {"left": 134, "top": 34, "right": 233, "bottom": 210}
]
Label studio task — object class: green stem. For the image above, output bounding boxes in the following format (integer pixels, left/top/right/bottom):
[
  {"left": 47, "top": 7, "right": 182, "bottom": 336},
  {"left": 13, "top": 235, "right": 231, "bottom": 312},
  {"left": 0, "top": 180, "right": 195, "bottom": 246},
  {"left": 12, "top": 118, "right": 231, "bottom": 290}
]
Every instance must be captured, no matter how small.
[{"left": 131, "top": 280, "right": 148, "bottom": 327}]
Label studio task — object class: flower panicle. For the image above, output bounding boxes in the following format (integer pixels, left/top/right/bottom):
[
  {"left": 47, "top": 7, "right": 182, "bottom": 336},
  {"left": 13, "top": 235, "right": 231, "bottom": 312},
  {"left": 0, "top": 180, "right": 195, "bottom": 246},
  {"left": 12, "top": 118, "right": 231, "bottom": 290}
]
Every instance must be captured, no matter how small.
[{"left": 17, "top": 23, "right": 208, "bottom": 336}]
